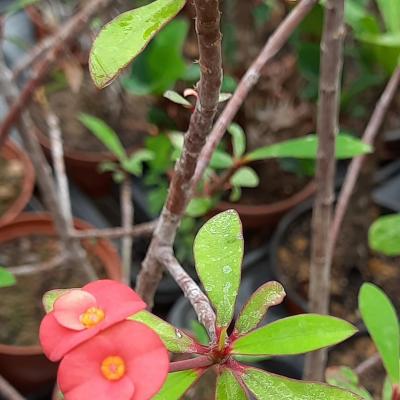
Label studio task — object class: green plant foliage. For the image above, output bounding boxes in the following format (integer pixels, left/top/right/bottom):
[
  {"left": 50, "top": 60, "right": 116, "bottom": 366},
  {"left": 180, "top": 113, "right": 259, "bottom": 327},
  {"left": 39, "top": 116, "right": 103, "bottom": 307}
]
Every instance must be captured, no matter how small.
[
  {"left": 231, "top": 314, "right": 357, "bottom": 356},
  {"left": 210, "top": 151, "right": 234, "bottom": 169},
  {"left": 233, "top": 281, "right": 286, "bottom": 336},
  {"left": 228, "top": 123, "right": 246, "bottom": 159},
  {"left": 242, "top": 367, "right": 362, "bottom": 399},
  {"left": 164, "top": 90, "right": 192, "bottom": 107},
  {"left": 89, "top": 0, "right": 186, "bottom": 88},
  {"left": 245, "top": 134, "right": 372, "bottom": 162},
  {"left": 42, "top": 289, "right": 72, "bottom": 313},
  {"left": 129, "top": 310, "right": 198, "bottom": 353},
  {"left": 359, "top": 283, "right": 400, "bottom": 384},
  {"left": 122, "top": 18, "right": 189, "bottom": 95},
  {"left": 153, "top": 369, "right": 202, "bottom": 399},
  {"left": 190, "top": 320, "right": 209, "bottom": 346},
  {"left": 375, "top": 0, "right": 400, "bottom": 34},
  {"left": 230, "top": 167, "right": 259, "bottom": 188},
  {"left": 121, "top": 149, "right": 155, "bottom": 176},
  {"left": 193, "top": 210, "right": 243, "bottom": 328},
  {"left": 326, "top": 367, "right": 373, "bottom": 400},
  {"left": 186, "top": 197, "right": 214, "bottom": 218},
  {"left": 216, "top": 369, "right": 247, "bottom": 400},
  {"left": 369, "top": 214, "right": 400, "bottom": 256},
  {"left": 0, "top": 267, "right": 16, "bottom": 288},
  {"left": 79, "top": 113, "right": 126, "bottom": 161}
]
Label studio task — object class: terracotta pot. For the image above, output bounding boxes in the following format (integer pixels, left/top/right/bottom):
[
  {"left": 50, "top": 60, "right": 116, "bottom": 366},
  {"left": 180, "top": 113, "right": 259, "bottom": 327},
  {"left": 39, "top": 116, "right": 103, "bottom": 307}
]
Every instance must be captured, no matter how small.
[
  {"left": 213, "top": 181, "right": 316, "bottom": 231},
  {"left": 0, "top": 213, "right": 121, "bottom": 395},
  {"left": 0, "top": 140, "right": 35, "bottom": 227}
]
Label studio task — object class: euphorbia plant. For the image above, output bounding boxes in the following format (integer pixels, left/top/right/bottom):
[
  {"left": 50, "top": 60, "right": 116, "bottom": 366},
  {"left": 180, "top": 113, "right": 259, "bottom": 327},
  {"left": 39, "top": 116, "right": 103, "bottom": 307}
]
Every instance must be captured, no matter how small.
[{"left": 41, "top": 211, "right": 362, "bottom": 399}]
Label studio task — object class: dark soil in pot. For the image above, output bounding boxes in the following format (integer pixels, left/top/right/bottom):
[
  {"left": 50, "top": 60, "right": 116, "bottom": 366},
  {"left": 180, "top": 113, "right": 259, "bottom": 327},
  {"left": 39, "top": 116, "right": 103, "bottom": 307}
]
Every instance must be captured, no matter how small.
[{"left": 270, "top": 199, "right": 400, "bottom": 324}]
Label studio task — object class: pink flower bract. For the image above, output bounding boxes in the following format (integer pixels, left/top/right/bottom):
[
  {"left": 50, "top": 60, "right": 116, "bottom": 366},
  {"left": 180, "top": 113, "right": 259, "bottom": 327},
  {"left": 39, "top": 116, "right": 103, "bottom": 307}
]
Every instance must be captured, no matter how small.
[
  {"left": 58, "top": 321, "right": 169, "bottom": 400},
  {"left": 40, "top": 280, "right": 146, "bottom": 361}
]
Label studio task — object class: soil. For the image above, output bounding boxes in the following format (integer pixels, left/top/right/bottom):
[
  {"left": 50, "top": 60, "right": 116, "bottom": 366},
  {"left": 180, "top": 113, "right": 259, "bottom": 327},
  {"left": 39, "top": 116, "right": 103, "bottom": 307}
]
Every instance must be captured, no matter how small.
[
  {"left": 0, "top": 156, "right": 24, "bottom": 218},
  {"left": 30, "top": 70, "right": 156, "bottom": 154},
  {"left": 0, "top": 235, "right": 105, "bottom": 346},
  {"left": 234, "top": 159, "right": 311, "bottom": 205},
  {"left": 328, "top": 336, "right": 386, "bottom": 399},
  {"left": 276, "top": 205, "right": 400, "bottom": 324}
]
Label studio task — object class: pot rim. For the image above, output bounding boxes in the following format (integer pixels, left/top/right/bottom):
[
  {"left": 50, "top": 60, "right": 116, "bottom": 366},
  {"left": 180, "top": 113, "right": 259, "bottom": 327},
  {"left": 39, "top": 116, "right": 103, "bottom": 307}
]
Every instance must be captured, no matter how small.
[{"left": 0, "top": 140, "right": 35, "bottom": 227}]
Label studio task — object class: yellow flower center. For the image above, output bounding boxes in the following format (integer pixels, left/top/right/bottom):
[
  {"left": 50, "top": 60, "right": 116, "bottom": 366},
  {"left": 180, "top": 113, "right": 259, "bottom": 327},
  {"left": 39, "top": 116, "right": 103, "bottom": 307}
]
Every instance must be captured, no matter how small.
[
  {"left": 79, "top": 307, "right": 105, "bottom": 328},
  {"left": 101, "top": 356, "right": 126, "bottom": 381}
]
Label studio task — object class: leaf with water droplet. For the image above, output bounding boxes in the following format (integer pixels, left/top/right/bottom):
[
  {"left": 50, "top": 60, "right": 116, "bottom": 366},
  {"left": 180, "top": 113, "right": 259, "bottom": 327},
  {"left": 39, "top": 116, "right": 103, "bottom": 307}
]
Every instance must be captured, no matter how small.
[
  {"left": 233, "top": 281, "right": 286, "bottom": 337},
  {"left": 153, "top": 369, "right": 204, "bottom": 399},
  {"left": 194, "top": 210, "right": 244, "bottom": 328},
  {"left": 129, "top": 310, "right": 200, "bottom": 353},
  {"left": 216, "top": 368, "right": 247, "bottom": 400},
  {"left": 89, "top": 0, "right": 186, "bottom": 88},
  {"left": 241, "top": 367, "right": 362, "bottom": 399},
  {"left": 231, "top": 314, "right": 357, "bottom": 356}
]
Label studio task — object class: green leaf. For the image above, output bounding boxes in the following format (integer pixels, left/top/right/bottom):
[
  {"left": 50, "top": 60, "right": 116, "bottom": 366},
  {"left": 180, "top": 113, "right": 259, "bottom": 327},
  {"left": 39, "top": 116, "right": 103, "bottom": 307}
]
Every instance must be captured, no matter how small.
[
  {"left": 382, "top": 376, "right": 393, "bottom": 400},
  {"left": 153, "top": 370, "right": 202, "bottom": 400},
  {"left": 369, "top": 214, "right": 400, "bottom": 256},
  {"left": 186, "top": 197, "right": 214, "bottom": 218},
  {"left": 245, "top": 134, "right": 372, "bottom": 162},
  {"left": 190, "top": 320, "right": 210, "bottom": 346},
  {"left": 129, "top": 310, "right": 199, "bottom": 353},
  {"left": 230, "top": 167, "right": 259, "bottom": 188},
  {"left": 359, "top": 283, "right": 400, "bottom": 384},
  {"left": 194, "top": 210, "right": 244, "bottom": 328},
  {"left": 0, "top": 267, "right": 16, "bottom": 288},
  {"left": 164, "top": 90, "right": 192, "bottom": 107},
  {"left": 89, "top": 0, "right": 186, "bottom": 88},
  {"left": 122, "top": 149, "right": 155, "bottom": 176},
  {"left": 210, "top": 150, "right": 234, "bottom": 169},
  {"left": 229, "top": 186, "right": 242, "bottom": 202},
  {"left": 231, "top": 314, "right": 357, "bottom": 356},
  {"left": 228, "top": 123, "right": 246, "bottom": 159},
  {"left": 375, "top": 0, "right": 400, "bottom": 34},
  {"left": 216, "top": 369, "right": 247, "bottom": 400},
  {"left": 122, "top": 19, "right": 189, "bottom": 95},
  {"left": 42, "top": 289, "right": 72, "bottom": 313},
  {"left": 242, "top": 367, "right": 362, "bottom": 399},
  {"left": 79, "top": 113, "right": 126, "bottom": 161},
  {"left": 326, "top": 366, "right": 373, "bottom": 400},
  {"left": 233, "top": 281, "right": 286, "bottom": 337}
]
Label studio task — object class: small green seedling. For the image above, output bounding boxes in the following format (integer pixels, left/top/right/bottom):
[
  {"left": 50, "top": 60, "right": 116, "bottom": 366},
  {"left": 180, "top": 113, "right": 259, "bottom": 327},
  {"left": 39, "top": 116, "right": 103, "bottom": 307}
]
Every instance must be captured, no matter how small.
[
  {"left": 0, "top": 266, "right": 16, "bottom": 288},
  {"left": 328, "top": 283, "right": 400, "bottom": 400},
  {"left": 79, "top": 113, "right": 154, "bottom": 183},
  {"left": 368, "top": 214, "right": 400, "bottom": 257}
]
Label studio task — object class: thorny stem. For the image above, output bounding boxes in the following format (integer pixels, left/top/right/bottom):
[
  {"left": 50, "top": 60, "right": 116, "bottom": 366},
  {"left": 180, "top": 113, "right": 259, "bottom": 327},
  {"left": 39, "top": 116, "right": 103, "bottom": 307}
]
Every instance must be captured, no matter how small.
[
  {"left": 168, "top": 355, "right": 214, "bottom": 373},
  {"left": 192, "top": 0, "right": 318, "bottom": 188},
  {"left": 304, "top": 0, "right": 345, "bottom": 381},
  {"left": 136, "top": 0, "right": 222, "bottom": 338},
  {"left": 330, "top": 65, "right": 400, "bottom": 250}
]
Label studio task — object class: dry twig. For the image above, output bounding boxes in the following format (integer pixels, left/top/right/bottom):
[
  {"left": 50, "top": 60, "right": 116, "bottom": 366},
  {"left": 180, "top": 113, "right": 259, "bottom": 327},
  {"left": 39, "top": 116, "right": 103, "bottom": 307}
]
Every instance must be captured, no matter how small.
[
  {"left": 304, "top": 0, "right": 345, "bottom": 380},
  {"left": 121, "top": 176, "right": 134, "bottom": 284}
]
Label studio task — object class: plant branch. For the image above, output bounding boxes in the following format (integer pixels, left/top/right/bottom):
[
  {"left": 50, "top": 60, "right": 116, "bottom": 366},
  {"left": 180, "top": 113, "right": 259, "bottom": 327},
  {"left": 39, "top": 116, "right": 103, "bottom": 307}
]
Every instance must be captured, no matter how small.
[
  {"left": 121, "top": 176, "right": 134, "bottom": 284},
  {"left": 158, "top": 249, "right": 216, "bottom": 340},
  {"left": 304, "top": 0, "right": 345, "bottom": 381},
  {"left": 0, "top": 375, "right": 25, "bottom": 400},
  {"left": 168, "top": 355, "right": 214, "bottom": 373},
  {"left": 0, "top": 0, "right": 113, "bottom": 149},
  {"left": 192, "top": 0, "right": 318, "bottom": 187},
  {"left": 136, "top": 0, "right": 223, "bottom": 331},
  {"left": 70, "top": 221, "right": 156, "bottom": 239},
  {"left": 331, "top": 65, "right": 400, "bottom": 249},
  {"left": 0, "top": 56, "right": 97, "bottom": 281},
  {"left": 355, "top": 353, "right": 381, "bottom": 377}
]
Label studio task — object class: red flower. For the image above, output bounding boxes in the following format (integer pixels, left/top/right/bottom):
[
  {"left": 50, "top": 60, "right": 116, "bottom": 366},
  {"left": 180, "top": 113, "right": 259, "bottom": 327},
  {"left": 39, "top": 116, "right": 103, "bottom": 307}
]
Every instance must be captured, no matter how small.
[
  {"left": 40, "top": 280, "right": 146, "bottom": 361},
  {"left": 58, "top": 321, "right": 169, "bottom": 400}
]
